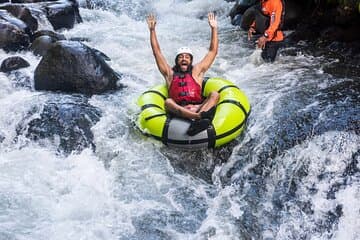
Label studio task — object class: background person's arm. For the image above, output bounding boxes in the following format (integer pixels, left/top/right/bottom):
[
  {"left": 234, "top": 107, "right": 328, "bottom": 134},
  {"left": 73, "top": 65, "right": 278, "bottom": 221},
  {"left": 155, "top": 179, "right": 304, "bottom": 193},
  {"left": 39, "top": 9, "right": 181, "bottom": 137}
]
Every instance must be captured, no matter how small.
[{"left": 264, "top": 0, "right": 284, "bottom": 40}]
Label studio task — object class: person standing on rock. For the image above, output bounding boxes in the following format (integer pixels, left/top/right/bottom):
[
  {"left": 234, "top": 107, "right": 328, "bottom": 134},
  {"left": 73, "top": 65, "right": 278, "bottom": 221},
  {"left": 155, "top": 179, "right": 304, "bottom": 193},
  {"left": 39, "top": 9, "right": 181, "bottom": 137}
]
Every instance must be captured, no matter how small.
[
  {"left": 146, "top": 12, "right": 220, "bottom": 136},
  {"left": 246, "top": 0, "right": 285, "bottom": 62}
]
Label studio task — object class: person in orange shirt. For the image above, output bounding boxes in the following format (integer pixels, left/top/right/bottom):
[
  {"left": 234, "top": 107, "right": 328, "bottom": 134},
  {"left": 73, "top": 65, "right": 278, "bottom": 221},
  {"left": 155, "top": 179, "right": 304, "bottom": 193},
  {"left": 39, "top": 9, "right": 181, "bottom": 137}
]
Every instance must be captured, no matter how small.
[{"left": 246, "top": 0, "right": 285, "bottom": 62}]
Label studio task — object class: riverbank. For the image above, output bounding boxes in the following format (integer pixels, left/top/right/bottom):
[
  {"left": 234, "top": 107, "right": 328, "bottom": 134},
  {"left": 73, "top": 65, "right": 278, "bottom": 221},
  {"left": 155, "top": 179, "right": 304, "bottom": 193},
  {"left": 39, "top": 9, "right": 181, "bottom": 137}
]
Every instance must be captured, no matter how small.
[
  {"left": 285, "top": 1, "right": 360, "bottom": 79},
  {"left": 228, "top": 0, "right": 360, "bottom": 78}
]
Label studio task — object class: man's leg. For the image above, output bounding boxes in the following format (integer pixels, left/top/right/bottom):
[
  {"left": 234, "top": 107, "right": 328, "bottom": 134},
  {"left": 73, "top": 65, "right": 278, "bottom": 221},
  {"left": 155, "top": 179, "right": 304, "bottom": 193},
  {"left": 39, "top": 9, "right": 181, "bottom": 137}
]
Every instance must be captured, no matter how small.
[
  {"left": 186, "top": 91, "right": 220, "bottom": 136},
  {"left": 197, "top": 91, "right": 220, "bottom": 116},
  {"left": 261, "top": 41, "right": 281, "bottom": 62},
  {"left": 165, "top": 98, "right": 201, "bottom": 120},
  {"left": 165, "top": 92, "right": 220, "bottom": 136},
  {"left": 240, "top": 5, "right": 269, "bottom": 33}
]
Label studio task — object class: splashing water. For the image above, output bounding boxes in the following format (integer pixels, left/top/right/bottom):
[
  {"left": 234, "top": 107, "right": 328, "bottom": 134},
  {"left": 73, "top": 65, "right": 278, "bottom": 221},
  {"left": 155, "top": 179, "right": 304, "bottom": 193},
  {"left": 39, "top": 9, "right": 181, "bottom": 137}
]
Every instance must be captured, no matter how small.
[{"left": 0, "top": 0, "right": 359, "bottom": 239}]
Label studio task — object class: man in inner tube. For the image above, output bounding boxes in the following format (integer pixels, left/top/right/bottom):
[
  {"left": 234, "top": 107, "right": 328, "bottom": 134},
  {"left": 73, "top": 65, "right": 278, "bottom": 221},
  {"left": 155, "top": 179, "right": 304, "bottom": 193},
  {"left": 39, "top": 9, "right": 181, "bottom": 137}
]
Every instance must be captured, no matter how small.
[
  {"left": 246, "top": 0, "right": 285, "bottom": 62},
  {"left": 146, "top": 12, "right": 219, "bottom": 136}
]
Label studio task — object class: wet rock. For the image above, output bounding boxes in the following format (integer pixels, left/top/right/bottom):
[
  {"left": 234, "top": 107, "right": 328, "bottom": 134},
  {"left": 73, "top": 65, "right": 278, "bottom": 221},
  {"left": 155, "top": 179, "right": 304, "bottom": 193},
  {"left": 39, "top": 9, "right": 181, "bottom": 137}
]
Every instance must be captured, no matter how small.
[
  {"left": 34, "top": 40, "right": 122, "bottom": 94},
  {"left": 32, "top": 30, "right": 66, "bottom": 41},
  {"left": 30, "top": 35, "right": 55, "bottom": 56},
  {"left": 17, "top": 95, "right": 101, "bottom": 154},
  {"left": 68, "top": 37, "right": 90, "bottom": 42},
  {"left": 0, "top": 19, "right": 30, "bottom": 51},
  {"left": 44, "top": 0, "right": 82, "bottom": 30},
  {"left": 0, "top": 0, "right": 83, "bottom": 33},
  {"left": 287, "top": 22, "right": 321, "bottom": 42},
  {"left": 91, "top": 48, "right": 111, "bottom": 61},
  {"left": 320, "top": 24, "right": 360, "bottom": 42},
  {"left": 228, "top": 0, "right": 256, "bottom": 25},
  {"left": 287, "top": 2, "right": 360, "bottom": 44},
  {"left": 82, "top": 0, "right": 108, "bottom": 10},
  {"left": 0, "top": 9, "right": 30, "bottom": 33},
  {"left": 11, "top": 0, "right": 57, "bottom": 3},
  {"left": 282, "top": 0, "right": 303, "bottom": 29},
  {"left": 0, "top": 56, "right": 29, "bottom": 72},
  {"left": 0, "top": 0, "right": 84, "bottom": 53},
  {"left": 0, "top": 5, "right": 38, "bottom": 32},
  {"left": 288, "top": 38, "right": 360, "bottom": 79}
]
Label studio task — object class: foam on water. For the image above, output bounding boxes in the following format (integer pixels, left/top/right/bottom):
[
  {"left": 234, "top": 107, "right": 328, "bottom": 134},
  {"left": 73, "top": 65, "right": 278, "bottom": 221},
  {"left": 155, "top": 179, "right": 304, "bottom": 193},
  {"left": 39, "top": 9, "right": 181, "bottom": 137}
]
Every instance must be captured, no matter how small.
[{"left": 0, "top": 0, "right": 358, "bottom": 239}]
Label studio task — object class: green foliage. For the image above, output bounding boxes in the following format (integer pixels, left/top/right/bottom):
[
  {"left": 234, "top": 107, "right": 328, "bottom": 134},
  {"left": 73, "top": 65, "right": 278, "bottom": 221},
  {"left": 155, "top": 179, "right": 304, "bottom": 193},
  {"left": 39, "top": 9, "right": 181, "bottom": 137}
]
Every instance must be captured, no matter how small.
[{"left": 326, "top": 0, "right": 360, "bottom": 12}]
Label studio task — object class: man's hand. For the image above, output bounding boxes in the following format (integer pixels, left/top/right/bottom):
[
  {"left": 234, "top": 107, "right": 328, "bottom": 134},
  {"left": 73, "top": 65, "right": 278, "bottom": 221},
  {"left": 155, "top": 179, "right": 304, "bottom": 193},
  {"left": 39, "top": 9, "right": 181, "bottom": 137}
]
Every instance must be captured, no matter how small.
[
  {"left": 146, "top": 14, "right": 156, "bottom": 31},
  {"left": 208, "top": 12, "right": 217, "bottom": 29},
  {"left": 257, "top": 36, "right": 267, "bottom": 49},
  {"left": 247, "top": 27, "right": 256, "bottom": 41}
]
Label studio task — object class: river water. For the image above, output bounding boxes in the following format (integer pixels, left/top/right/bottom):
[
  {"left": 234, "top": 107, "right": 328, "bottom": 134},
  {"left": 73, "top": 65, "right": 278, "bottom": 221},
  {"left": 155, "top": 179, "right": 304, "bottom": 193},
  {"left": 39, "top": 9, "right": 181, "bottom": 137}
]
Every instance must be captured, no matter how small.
[{"left": 0, "top": 0, "right": 359, "bottom": 239}]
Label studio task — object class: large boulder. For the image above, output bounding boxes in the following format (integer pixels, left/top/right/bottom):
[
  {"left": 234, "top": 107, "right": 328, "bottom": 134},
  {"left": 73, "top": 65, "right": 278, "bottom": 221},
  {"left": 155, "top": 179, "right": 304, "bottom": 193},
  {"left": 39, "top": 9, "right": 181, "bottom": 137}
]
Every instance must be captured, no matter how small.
[
  {"left": 44, "top": 0, "right": 82, "bottom": 30},
  {"left": 30, "top": 35, "right": 56, "bottom": 56},
  {"left": 16, "top": 95, "right": 101, "bottom": 154},
  {"left": 0, "top": 1, "right": 82, "bottom": 52},
  {"left": 34, "top": 40, "right": 122, "bottom": 94},
  {"left": 0, "top": 5, "right": 38, "bottom": 32},
  {"left": 32, "top": 29, "right": 66, "bottom": 41},
  {"left": 0, "top": 19, "right": 30, "bottom": 51},
  {"left": 1, "top": 0, "right": 82, "bottom": 31},
  {"left": 30, "top": 30, "right": 66, "bottom": 55},
  {"left": 0, "top": 9, "right": 30, "bottom": 33}
]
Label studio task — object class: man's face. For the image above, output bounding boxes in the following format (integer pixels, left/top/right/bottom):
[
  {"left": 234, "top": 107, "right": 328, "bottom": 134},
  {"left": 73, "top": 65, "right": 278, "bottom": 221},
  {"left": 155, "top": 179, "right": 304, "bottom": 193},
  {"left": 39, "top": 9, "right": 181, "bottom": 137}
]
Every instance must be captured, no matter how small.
[{"left": 177, "top": 53, "right": 192, "bottom": 72}]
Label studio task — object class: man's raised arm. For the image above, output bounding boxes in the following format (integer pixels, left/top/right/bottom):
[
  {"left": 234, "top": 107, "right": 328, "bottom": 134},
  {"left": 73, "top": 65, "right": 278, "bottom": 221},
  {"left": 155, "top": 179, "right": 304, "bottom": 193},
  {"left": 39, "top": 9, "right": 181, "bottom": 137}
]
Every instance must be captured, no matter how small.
[
  {"left": 197, "top": 12, "right": 218, "bottom": 73},
  {"left": 146, "top": 14, "right": 171, "bottom": 79}
]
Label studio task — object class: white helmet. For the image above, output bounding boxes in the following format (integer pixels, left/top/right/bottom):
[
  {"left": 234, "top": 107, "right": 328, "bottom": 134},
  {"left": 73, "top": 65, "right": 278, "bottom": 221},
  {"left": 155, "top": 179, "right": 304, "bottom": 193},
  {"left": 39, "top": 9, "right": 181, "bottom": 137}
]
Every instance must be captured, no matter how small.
[{"left": 176, "top": 46, "right": 193, "bottom": 57}]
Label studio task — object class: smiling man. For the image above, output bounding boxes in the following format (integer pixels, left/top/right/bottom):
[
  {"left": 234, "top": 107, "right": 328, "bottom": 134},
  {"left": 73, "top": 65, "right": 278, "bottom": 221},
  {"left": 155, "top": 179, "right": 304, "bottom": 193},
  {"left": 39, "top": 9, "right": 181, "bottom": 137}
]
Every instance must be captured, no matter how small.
[{"left": 146, "top": 12, "right": 220, "bottom": 136}]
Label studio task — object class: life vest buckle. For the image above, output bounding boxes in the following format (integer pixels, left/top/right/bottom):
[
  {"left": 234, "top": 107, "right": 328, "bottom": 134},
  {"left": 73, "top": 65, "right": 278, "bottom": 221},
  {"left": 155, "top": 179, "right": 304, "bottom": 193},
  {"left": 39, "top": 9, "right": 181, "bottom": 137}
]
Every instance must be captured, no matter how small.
[{"left": 179, "top": 91, "right": 189, "bottom": 96}]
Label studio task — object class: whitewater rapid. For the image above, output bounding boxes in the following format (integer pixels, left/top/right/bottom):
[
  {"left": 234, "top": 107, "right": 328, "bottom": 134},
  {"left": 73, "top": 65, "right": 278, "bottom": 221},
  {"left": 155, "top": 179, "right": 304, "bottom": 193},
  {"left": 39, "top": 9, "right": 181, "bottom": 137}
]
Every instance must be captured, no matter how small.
[{"left": 0, "top": 0, "right": 359, "bottom": 239}]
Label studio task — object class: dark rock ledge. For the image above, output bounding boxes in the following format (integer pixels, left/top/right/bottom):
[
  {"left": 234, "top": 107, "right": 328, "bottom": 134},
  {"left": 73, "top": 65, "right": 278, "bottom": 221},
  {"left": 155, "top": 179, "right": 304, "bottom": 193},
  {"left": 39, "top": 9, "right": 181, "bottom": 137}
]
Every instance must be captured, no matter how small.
[
  {"left": 228, "top": 0, "right": 360, "bottom": 78},
  {"left": 285, "top": 1, "right": 360, "bottom": 79},
  {"left": 0, "top": 0, "right": 123, "bottom": 94},
  {"left": 0, "top": 0, "right": 124, "bottom": 154}
]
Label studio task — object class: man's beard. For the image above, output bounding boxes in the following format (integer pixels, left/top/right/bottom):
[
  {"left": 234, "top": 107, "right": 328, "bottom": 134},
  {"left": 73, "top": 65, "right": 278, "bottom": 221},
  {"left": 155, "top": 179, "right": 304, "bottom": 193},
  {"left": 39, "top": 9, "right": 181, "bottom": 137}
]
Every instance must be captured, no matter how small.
[
  {"left": 173, "top": 60, "right": 193, "bottom": 73},
  {"left": 177, "top": 61, "right": 192, "bottom": 72},
  {"left": 180, "top": 63, "right": 190, "bottom": 72}
]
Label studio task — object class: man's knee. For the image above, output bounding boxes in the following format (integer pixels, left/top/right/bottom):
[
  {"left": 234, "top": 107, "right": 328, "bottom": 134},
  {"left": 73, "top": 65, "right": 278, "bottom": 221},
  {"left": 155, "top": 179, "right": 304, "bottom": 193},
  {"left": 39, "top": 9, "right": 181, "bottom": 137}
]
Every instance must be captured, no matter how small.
[
  {"left": 165, "top": 98, "right": 176, "bottom": 109},
  {"left": 240, "top": 5, "right": 269, "bottom": 33},
  {"left": 209, "top": 91, "right": 220, "bottom": 102},
  {"left": 261, "top": 41, "right": 281, "bottom": 62},
  {"left": 261, "top": 50, "right": 276, "bottom": 62},
  {"left": 165, "top": 98, "right": 171, "bottom": 105}
]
